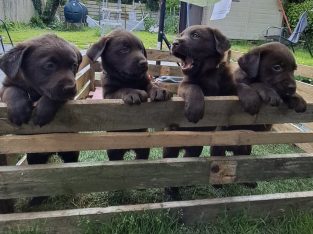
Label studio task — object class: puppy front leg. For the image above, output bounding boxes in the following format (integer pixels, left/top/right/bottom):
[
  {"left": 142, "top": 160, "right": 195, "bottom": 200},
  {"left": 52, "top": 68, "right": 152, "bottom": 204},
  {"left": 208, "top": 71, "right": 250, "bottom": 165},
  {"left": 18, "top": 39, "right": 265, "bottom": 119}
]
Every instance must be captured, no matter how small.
[
  {"left": 250, "top": 83, "right": 283, "bottom": 107},
  {"left": 178, "top": 83, "right": 204, "bottom": 123},
  {"left": 33, "top": 96, "right": 63, "bottom": 126},
  {"left": 237, "top": 83, "right": 262, "bottom": 115},
  {"left": 146, "top": 83, "right": 172, "bottom": 102},
  {"left": 284, "top": 93, "right": 307, "bottom": 113},
  {"left": 1, "top": 86, "right": 33, "bottom": 126},
  {"left": 105, "top": 88, "right": 148, "bottom": 105}
]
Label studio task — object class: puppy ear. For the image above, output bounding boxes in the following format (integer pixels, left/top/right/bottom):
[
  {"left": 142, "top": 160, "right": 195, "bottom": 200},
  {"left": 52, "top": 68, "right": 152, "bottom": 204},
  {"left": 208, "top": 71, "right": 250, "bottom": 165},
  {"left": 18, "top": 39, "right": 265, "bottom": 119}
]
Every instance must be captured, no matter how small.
[
  {"left": 0, "top": 45, "right": 28, "bottom": 78},
  {"left": 212, "top": 29, "right": 231, "bottom": 55},
  {"left": 75, "top": 49, "right": 83, "bottom": 67},
  {"left": 238, "top": 51, "right": 260, "bottom": 78},
  {"left": 87, "top": 37, "right": 109, "bottom": 62}
]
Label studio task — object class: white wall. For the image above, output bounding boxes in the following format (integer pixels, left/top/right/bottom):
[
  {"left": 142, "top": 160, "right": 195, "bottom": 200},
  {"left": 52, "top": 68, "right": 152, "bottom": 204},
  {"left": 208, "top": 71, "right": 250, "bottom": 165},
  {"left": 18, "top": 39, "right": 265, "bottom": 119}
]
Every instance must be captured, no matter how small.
[
  {"left": 202, "top": 0, "right": 283, "bottom": 40},
  {"left": 0, "top": 0, "right": 36, "bottom": 23}
]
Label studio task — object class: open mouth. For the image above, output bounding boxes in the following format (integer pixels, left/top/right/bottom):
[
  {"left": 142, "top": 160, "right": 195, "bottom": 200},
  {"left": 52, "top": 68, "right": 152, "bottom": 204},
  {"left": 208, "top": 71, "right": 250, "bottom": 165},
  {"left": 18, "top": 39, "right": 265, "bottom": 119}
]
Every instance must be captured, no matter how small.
[{"left": 181, "top": 56, "right": 195, "bottom": 72}]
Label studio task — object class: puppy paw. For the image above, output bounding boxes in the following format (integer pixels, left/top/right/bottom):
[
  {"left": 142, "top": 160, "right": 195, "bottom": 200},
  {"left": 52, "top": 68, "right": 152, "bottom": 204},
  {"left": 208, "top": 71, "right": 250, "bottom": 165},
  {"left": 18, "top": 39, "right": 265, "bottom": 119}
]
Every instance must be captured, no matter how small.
[
  {"left": 258, "top": 88, "right": 282, "bottom": 106},
  {"left": 288, "top": 95, "right": 307, "bottom": 113},
  {"left": 122, "top": 90, "right": 148, "bottom": 105},
  {"left": 184, "top": 101, "right": 204, "bottom": 123},
  {"left": 33, "top": 109, "right": 55, "bottom": 127},
  {"left": 149, "top": 88, "right": 172, "bottom": 101},
  {"left": 239, "top": 91, "right": 262, "bottom": 115},
  {"left": 7, "top": 100, "right": 33, "bottom": 126}
]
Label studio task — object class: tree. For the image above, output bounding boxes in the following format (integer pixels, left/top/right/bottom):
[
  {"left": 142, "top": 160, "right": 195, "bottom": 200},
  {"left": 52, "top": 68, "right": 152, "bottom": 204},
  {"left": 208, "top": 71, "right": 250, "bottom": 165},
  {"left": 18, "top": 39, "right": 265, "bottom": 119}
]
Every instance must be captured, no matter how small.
[{"left": 32, "top": 0, "right": 66, "bottom": 25}]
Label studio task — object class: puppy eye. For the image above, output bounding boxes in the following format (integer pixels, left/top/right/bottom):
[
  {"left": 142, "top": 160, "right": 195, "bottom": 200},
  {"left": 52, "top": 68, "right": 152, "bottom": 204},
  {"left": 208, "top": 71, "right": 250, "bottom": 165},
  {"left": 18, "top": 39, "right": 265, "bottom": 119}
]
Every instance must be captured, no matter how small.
[
  {"left": 72, "top": 63, "right": 78, "bottom": 72},
  {"left": 120, "top": 47, "right": 130, "bottom": 54},
  {"left": 191, "top": 32, "right": 200, "bottom": 39},
  {"left": 43, "top": 62, "right": 56, "bottom": 71},
  {"left": 272, "top": 64, "right": 282, "bottom": 72}
]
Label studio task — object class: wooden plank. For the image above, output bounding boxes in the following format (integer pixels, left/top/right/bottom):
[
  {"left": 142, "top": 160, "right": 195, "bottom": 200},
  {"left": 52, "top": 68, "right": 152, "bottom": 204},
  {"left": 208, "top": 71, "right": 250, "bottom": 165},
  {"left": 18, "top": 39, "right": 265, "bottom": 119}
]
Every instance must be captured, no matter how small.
[
  {"left": 273, "top": 124, "right": 313, "bottom": 152},
  {"left": 1, "top": 154, "right": 313, "bottom": 199},
  {"left": 3, "top": 131, "right": 313, "bottom": 154},
  {"left": 1, "top": 97, "right": 313, "bottom": 135},
  {"left": 74, "top": 80, "right": 91, "bottom": 100},
  {"left": 75, "top": 65, "right": 91, "bottom": 92},
  {"left": 148, "top": 64, "right": 183, "bottom": 77},
  {"left": 146, "top": 49, "right": 180, "bottom": 63},
  {"left": 2, "top": 191, "right": 313, "bottom": 233}
]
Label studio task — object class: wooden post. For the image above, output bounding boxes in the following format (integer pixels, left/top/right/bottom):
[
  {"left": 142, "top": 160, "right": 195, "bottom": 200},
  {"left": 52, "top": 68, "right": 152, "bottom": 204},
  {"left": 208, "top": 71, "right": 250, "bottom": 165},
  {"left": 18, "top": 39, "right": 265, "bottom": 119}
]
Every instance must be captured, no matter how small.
[{"left": 0, "top": 155, "right": 14, "bottom": 214}]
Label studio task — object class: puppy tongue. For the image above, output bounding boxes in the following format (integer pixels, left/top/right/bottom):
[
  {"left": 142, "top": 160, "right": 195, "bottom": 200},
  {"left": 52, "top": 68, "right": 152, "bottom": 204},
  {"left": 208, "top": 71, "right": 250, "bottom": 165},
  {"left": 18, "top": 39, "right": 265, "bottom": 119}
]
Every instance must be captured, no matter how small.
[{"left": 182, "top": 57, "right": 193, "bottom": 69}]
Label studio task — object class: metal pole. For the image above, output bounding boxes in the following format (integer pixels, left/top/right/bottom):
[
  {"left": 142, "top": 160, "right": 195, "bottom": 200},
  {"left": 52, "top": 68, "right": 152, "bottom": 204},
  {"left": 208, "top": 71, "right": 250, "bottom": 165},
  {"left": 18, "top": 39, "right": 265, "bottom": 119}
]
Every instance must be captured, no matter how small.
[
  {"left": 157, "top": 0, "right": 166, "bottom": 51},
  {"left": 179, "top": 1, "right": 187, "bottom": 33}
]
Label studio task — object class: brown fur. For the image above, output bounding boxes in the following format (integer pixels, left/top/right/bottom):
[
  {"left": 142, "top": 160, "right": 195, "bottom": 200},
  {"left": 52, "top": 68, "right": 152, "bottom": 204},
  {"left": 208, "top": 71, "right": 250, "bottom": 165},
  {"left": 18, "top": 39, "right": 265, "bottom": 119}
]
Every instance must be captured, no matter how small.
[
  {"left": 236, "top": 42, "right": 306, "bottom": 115},
  {"left": 87, "top": 29, "right": 172, "bottom": 160},
  {"left": 163, "top": 25, "right": 235, "bottom": 159},
  {"left": 0, "top": 34, "right": 82, "bottom": 208}
]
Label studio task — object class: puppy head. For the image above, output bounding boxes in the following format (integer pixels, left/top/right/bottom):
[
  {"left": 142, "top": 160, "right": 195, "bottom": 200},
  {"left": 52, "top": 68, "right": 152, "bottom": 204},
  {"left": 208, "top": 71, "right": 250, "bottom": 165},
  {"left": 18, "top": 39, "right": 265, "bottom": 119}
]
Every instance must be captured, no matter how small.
[
  {"left": 87, "top": 29, "right": 148, "bottom": 81},
  {"left": 0, "top": 34, "right": 82, "bottom": 101},
  {"left": 171, "top": 25, "right": 230, "bottom": 75},
  {"left": 238, "top": 42, "right": 297, "bottom": 97}
]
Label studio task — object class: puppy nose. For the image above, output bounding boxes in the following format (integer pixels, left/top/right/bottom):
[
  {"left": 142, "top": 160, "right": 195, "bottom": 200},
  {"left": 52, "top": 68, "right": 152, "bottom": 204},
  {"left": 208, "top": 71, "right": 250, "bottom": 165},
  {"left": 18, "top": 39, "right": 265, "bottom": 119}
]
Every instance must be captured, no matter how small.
[
  {"left": 287, "top": 84, "right": 296, "bottom": 94},
  {"left": 63, "top": 83, "right": 77, "bottom": 93},
  {"left": 172, "top": 40, "right": 180, "bottom": 47}
]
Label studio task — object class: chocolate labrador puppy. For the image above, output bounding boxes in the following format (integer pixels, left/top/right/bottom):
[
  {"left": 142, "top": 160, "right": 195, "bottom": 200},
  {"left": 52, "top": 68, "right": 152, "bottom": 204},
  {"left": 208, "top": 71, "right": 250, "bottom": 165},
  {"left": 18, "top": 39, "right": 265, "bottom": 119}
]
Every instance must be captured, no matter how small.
[
  {"left": 236, "top": 42, "right": 306, "bottom": 115},
  {"left": 211, "top": 42, "right": 307, "bottom": 161},
  {"left": 163, "top": 25, "right": 235, "bottom": 159},
  {"left": 0, "top": 34, "right": 82, "bottom": 208},
  {"left": 87, "top": 29, "right": 172, "bottom": 160},
  {"left": 162, "top": 25, "right": 237, "bottom": 200}
]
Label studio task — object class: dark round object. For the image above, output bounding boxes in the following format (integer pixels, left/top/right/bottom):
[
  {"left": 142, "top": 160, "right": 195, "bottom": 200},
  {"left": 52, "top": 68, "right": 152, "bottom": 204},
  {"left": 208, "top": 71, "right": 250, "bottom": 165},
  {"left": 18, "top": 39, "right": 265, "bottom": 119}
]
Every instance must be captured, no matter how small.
[{"left": 64, "top": 0, "right": 88, "bottom": 23}]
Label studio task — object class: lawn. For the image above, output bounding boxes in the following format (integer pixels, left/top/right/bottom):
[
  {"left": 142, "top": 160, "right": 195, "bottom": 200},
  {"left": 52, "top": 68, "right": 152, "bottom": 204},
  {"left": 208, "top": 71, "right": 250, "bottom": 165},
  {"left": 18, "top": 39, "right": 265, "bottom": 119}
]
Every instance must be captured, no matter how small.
[
  {"left": 2, "top": 26, "right": 313, "bottom": 233},
  {"left": 1, "top": 26, "right": 312, "bottom": 66}
]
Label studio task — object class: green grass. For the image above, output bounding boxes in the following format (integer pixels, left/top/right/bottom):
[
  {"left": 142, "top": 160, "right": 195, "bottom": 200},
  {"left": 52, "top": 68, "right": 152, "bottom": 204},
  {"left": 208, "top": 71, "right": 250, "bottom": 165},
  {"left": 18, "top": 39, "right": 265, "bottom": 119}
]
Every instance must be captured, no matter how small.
[
  {"left": 10, "top": 144, "right": 313, "bottom": 234},
  {"left": 1, "top": 26, "right": 311, "bottom": 66}
]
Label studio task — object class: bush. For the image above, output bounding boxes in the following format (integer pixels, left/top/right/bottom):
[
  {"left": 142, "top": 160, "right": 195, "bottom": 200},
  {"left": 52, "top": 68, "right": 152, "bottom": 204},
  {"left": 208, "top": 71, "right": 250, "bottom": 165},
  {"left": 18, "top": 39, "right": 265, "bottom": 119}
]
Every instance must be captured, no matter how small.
[
  {"left": 285, "top": 0, "right": 313, "bottom": 46},
  {"left": 30, "top": 15, "right": 46, "bottom": 28},
  {"left": 146, "top": 0, "right": 159, "bottom": 11},
  {"left": 164, "top": 14, "right": 179, "bottom": 34},
  {"left": 144, "top": 15, "right": 157, "bottom": 31}
]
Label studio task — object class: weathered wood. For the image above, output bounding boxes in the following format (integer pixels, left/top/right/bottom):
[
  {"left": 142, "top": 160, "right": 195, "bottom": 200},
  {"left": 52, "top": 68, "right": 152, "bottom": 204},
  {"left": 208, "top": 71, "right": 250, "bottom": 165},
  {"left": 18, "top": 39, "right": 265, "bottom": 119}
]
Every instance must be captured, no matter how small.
[
  {"left": 75, "top": 65, "right": 91, "bottom": 92},
  {"left": 1, "top": 97, "right": 313, "bottom": 135},
  {"left": 273, "top": 124, "right": 313, "bottom": 152},
  {"left": 2, "top": 131, "right": 313, "bottom": 154},
  {"left": 1, "top": 154, "right": 313, "bottom": 199},
  {"left": 74, "top": 80, "right": 91, "bottom": 100},
  {"left": 155, "top": 82, "right": 179, "bottom": 94},
  {"left": 1, "top": 191, "right": 313, "bottom": 233},
  {"left": 148, "top": 64, "right": 183, "bottom": 77}
]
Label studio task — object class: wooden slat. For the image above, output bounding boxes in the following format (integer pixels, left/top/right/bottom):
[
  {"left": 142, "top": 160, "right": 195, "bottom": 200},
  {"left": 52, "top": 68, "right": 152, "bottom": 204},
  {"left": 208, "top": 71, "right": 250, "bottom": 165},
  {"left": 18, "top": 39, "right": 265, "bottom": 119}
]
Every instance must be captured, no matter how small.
[
  {"left": 2, "top": 131, "right": 313, "bottom": 154},
  {"left": 1, "top": 97, "right": 313, "bottom": 135},
  {"left": 148, "top": 64, "right": 183, "bottom": 77},
  {"left": 2, "top": 191, "right": 313, "bottom": 233},
  {"left": 75, "top": 65, "right": 91, "bottom": 92},
  {"left": 74, "top": 80, "right": 91, "bottom": 100},
  {"left": 273, "top": 124, "right": 313, "bottom": 152},
  {"left": 1, "top": 154, "right": 313, "bottom": 199},
  {"left": 146, "top": 49, "right": 180, "bottom": 63}
]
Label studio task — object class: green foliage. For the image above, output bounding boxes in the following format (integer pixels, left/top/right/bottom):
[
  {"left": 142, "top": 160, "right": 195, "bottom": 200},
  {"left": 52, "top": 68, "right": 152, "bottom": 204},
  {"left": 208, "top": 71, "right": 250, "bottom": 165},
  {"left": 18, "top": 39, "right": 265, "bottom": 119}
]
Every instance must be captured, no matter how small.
[
  {"left": 29, "top": 15, "right": 46, "bottom": 28},
  {"left": 285, "top": 0, "right": 313, "bottom": 45},
  {"left": 166, "top": 0, "right": 179, "bottom": 12},
  {"left": 146, "top": 0, "right": 159, "bottom": 11},
  {"left": 31, "top": 0, "right": 65, "bottom": 26},
  {"left": 164, "top": 14, "right": 179, "bottom": 34},
  {"left": 144, "top": 15, "right": 157, "bottom": 31}
]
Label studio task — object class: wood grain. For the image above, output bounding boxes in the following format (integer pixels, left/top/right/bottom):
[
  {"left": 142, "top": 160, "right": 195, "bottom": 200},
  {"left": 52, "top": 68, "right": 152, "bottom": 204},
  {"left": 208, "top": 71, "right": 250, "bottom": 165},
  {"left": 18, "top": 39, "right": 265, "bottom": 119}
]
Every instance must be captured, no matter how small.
[
  {"left": 1, "top": 154, "right": 313, "bottom": 199},
  {"left": 2, "top": 131, "right": 313, "bottom": 154},
  {"left": 2, "top": 191, "right": 313, "bottom": 233},
  {"left": 1, "top": 97, "right": 313, "bottom": 135}
]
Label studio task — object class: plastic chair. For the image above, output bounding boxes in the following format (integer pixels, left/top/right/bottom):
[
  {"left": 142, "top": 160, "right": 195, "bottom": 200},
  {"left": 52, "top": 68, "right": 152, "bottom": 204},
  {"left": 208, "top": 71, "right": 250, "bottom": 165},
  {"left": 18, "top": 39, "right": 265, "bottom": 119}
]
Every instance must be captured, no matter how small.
[{"left": 264, "top": 11, "right": 312, "bottom": 57}]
